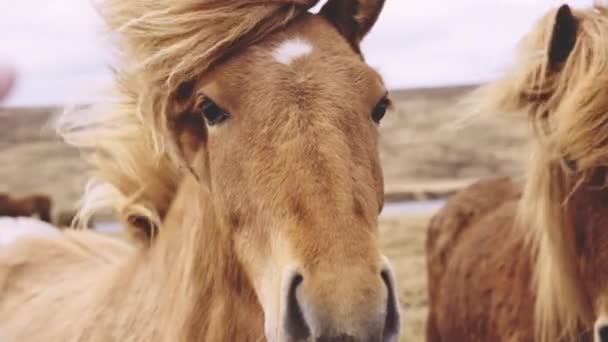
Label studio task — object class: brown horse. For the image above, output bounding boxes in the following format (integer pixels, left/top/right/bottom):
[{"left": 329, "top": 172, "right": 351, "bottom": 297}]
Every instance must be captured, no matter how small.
[
  {"left": 0, "top": 193, "right": 52, "bottom": 223},
  {"left": 1, "top": 0, "right": 402, "bottom": 341},
  {"left": 427, "top": 4, "right": 608, "bottom": 342}
]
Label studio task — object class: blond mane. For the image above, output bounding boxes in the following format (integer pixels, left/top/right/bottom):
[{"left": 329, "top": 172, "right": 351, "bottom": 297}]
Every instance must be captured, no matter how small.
[
  {"left": 57, "top": 0, "right": 319, "bottom": 240},
  {"left": 473, "top": 3, "right": 608, "bottom": 341}
]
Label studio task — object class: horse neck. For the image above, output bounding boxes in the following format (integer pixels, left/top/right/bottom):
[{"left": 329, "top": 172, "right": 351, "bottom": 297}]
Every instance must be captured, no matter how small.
[{"left": 141, "top": 173, "right": 263, "bottom": 341}]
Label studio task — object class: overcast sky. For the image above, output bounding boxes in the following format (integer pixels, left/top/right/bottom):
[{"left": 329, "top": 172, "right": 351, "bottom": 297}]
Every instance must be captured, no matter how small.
[{"left": 0, "top": 0, "right": 594, "bottom": 107}]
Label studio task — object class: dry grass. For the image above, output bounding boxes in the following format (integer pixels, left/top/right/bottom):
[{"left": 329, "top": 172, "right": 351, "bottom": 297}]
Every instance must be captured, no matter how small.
[
  {"left": 381, "top": 86, "right": 527, "bottom": 188},
  {"left": 0, "top": 108, "right": 89, "bottom": 215},
  {"left": 379, "top": 213, "right": 431, "bottom": 341}
]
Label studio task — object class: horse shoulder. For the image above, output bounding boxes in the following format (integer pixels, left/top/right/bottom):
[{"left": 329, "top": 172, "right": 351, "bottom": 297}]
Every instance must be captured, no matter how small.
[
  {"left": 426, "top": 177, "right": 521, "bottom": 291},
  {"left": 425, "top": 177, "right": 524, "bottom": 341},
  {"left": 427, "top": 176, "right": 521, "bottom": 248}
]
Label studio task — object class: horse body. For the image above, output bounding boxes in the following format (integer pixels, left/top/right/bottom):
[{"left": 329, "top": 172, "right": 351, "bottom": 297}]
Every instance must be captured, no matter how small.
[
  {"left": 0, "top": 234, "right": 130, "bottom": 341},
  {"left": 0, "top": 177, "right": 260, "bottom": 341},
  {"left": 426, "top": 177, "right": 535, "bottom": 341}
]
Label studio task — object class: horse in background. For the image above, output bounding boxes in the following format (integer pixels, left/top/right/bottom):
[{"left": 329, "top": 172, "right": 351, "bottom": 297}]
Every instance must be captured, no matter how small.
[
  {"left": 427, "top": 4, "right": 608, "bottom": 342},
  {"left": 0, "top": 193, "right": 52, "bottom": 223},
  {"left": 1, "top": 0, "right": 402, "bottom": 341}
]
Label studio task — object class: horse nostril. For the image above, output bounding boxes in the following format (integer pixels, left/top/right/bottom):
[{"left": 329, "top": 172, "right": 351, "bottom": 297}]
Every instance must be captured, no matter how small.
[
  {"left": 381, "top": 269, "right": 401, "bottom": 341},
  {"left": 599, "top": 324, "right": 608, "bottom": 342},
  {"left": 284, "top": 273, "right": 310, "bottom": 340}
]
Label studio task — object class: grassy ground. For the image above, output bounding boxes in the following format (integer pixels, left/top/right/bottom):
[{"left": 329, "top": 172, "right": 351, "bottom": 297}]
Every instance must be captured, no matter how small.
[{"left": 379, "top": 214, "right": 431, "bottom": 341}]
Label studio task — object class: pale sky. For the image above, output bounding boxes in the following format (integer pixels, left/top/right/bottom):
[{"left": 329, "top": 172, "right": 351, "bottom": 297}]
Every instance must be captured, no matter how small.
[{"left": 0, "top": 0, "right": 594, "bottom": 107}]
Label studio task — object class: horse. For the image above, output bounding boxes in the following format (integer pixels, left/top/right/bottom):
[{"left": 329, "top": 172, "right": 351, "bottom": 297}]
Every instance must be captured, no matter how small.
[
  {"left": 1, "top": 0, "right": 402, "bottom": 341},
  {"left": 0, "top": 193, "right": 52, "bottom": 223},
  {"left": 427, "top": 3, "right": 608, "bottom": 342}
]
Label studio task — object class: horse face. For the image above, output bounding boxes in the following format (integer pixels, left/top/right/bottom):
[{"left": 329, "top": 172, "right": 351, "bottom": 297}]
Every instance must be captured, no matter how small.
[{"left": 170, "top": 2, "right": 401, "bottom": 340}]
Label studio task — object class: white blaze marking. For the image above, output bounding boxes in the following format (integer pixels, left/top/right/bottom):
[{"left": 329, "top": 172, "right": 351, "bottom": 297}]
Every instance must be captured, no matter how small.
[
  {"left": 0, "top": 217, "right": 60, "bottom": 246},
  {"left": 273, "top": 38, "right": 313, "bottom": 65}
]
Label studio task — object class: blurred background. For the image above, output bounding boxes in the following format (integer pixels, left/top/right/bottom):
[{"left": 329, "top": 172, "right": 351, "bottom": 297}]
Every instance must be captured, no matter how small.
[{"left": 0, "top": 1, "right": 594, "bottom": 340}]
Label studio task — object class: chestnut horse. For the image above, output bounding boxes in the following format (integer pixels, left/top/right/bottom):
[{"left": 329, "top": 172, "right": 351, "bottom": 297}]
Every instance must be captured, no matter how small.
[
  {"left": 1, "top": 0, "right": 402, "bottom": 341},
  {"left": 0, "top": 193, "right": 52, "bottom": 222},
  {"left": 427, "top": 4, "right": 608, "bottom": 342}
]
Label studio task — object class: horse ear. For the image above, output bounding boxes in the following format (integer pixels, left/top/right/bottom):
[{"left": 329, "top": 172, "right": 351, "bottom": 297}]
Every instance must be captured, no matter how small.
[
  {"left": 320, "top": 0, "right": 385, "bottom": 50},
  {"left": 548, "top": 4, "right": 578, "bottom": 68}
]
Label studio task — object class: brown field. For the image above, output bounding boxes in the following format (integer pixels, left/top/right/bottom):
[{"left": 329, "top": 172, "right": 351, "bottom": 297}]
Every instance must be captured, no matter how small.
[{"left": 0, "top": 84, "right": 529, "bottom": 341}]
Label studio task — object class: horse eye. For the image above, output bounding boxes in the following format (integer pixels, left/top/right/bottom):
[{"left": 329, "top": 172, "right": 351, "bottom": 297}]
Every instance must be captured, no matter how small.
[
  {"left": 371, "top": 97, "right": 389, "bottom": 124},
  {"left": 201, "top": 98, "right": 230, "bottom": 125}
]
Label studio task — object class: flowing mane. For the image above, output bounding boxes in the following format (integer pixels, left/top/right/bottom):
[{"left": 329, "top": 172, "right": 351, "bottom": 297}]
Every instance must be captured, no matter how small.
[
  {"left": 58, "top": 0, "right": 315, "bottom": 241},
  {"left": 473, "top": 3, "right": 608, "bottom": 341}
]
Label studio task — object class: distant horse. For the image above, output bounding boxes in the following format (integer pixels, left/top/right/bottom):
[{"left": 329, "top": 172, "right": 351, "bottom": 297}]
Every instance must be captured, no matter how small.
[
  {"left": 1, "top": 0, "right": 402, "bottom": 341},
  {"left": 427, "top": 4, "right": 608, "bottom": 342},
  {"left": 0, "top": 193, "right": 52, "bottom": 222}
]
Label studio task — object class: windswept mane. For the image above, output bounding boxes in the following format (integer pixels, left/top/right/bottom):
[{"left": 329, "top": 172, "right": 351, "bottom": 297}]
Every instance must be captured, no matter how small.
[
  {"left": 473, "top": 3, "right": 608, "bottom": 341},
  {"left": 57, "top": 0, "right": 319, "bottom": 241}
]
